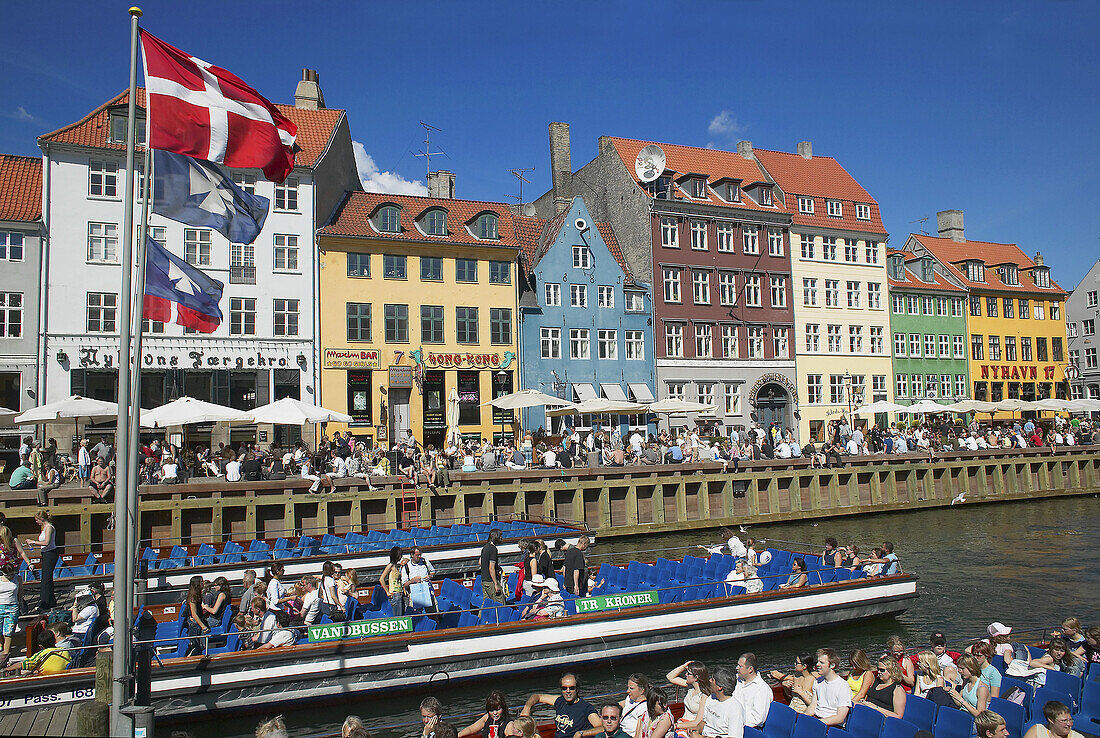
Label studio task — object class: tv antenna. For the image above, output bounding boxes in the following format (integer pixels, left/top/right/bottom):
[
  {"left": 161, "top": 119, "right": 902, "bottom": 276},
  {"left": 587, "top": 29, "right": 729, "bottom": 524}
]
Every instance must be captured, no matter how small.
[
  {"left": 414, "top": 121, "right": 447, "bottom": 178},
  {"left": 509, "top": 167, "right": 535, "bottom": 203},
  {"left": 910, "top": 216, "right": 930, "bottom": 235}
]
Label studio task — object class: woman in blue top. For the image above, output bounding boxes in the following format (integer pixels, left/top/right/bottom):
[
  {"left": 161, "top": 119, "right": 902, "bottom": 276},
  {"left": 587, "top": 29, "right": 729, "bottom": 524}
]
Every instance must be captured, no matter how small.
[
  {"left": 780, "top": 558, "right": 807, "bottom": 589},
  {"left": 947, "top": 655, "right": 989, "bottom": 717}
]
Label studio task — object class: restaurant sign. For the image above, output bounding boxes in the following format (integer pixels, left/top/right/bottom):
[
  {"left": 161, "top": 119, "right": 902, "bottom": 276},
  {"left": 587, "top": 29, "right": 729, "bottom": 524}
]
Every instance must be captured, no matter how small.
[
  {"left": 978, "top": 364, "right": 1058, "bottom": 381},
  {"left": 412, "top": 350, "right": 515, "bottom": 370},
  {"left": 324, "top": 348, "right": 380, "bottom": 369},
  {"left": 575, "top": 590, "right": 658, "bottom": 614},
  {"left": 307, "top": 616, "right": 413, "bottom": 643}
]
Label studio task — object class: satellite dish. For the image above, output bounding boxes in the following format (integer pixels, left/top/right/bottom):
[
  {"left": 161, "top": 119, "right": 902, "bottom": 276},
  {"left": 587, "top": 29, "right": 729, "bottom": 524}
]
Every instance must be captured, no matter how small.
[
  {"left": 522, "top": 203, "right": 536, "bottom": 217},
  {"left": 635, "top": 145, "right": 666, "bottom": 183}
]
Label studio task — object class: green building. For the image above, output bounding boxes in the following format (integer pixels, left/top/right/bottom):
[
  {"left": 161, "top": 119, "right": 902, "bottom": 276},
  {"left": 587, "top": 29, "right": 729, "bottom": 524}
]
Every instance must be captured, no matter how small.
[{"left": 886, "top": 249, "right": 970, "bottom": 408}]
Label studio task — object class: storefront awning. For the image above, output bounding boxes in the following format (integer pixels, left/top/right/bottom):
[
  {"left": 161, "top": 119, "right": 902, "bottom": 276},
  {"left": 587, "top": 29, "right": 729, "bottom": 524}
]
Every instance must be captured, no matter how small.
[
  {"left": 572, "top": 383, "right": 597, "bottom": 402},
  {"left": 628, "top": 383, "right": 656, "bottom": 403},
  {"left": 600, "top": 384, "right": 628, "bottom": 402}
]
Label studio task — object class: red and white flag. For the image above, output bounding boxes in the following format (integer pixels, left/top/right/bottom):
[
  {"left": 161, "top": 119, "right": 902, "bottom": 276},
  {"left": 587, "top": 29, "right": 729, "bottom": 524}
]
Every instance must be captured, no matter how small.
[{"left": 140, "top": 30, "right": 298, "bottom": 182}]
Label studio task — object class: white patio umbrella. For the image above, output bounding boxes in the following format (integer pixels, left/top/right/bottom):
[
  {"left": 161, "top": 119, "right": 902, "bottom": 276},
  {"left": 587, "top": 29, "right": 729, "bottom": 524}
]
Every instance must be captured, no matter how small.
[
  {"left": 249, "top": 397, "right": 352, "bottom": 425},
  {"left": 445, "top": 388, "right": 461, "bottom": 445},
  {"left": 140, "top": 396, "right": 252, "bottom": 428},
  {"left": 645, "top": 398, "right": 718, "bottom": 414},
  {"left": 906, "top": 399, "right": 954, "bottom": 414},
  {"left": 1065, "top": 398, "right": 1100, "bottom": 412},
  {"left": 480, "top": 388, "right": 574, "bottom": 409},
  {"left": 853, "top": 400, "right": 907, "bottom": 415},
  {"left": 1028, "top": 398, "right": 1074, "bottom": 413},
  {"left": 0, "top": 408, "right": 16, "bottom": 427},
  {"left": 14, "top": 395, "right": 121, "bottom": 425},
  {"left": 942, "top": 399, "right": 999, "bottom": 414},
  {"left": 993, "top": 399, "right": 1031, "bottom": 413},
  {"left": 546, "top": 398, "right": 647, "bottom": 417}
]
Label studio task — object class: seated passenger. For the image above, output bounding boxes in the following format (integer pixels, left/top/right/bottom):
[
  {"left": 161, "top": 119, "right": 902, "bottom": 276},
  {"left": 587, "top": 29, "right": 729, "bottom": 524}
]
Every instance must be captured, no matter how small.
[
  {"left": 1026, "top": 637, "right": 1086, "bottom": 678},
  {"left": 947, "top": 655, "right": 989, "bottom": 717},
  {"left": 521, "top": 576, "right": 565, "bottom": 620},
  {"left": 259, "top": 610, "right": 297, "bottom": 649},
  {"left": 803, "top": 649, "right": 851, "bottom": 727},
  {"left": 779, "top": 558, "right": 807, "bottom": 589},
  {"left": 974, "top": 710, "right": 1009, "bottom": 738},
  {"left": 1023, "top": 701, "right": 1085, "bottom": 738},
  {"left": 681, "top": 667, "right": 744, "bottom": 738},
  {"left": 856, "top": 656, "right": 906, "bottom": 719},
  {"left": 20, "top": 630, "right": 71, "bottom": 674}
]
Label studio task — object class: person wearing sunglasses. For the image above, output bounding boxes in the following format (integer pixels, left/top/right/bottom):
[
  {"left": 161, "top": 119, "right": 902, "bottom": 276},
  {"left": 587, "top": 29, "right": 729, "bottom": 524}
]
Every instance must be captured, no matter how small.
[
  {"left": 596, "top": 703, "right": 629, "bottom": 738},
  {"left": 522, "top": 673, "right": 602, "bottom": 738}
]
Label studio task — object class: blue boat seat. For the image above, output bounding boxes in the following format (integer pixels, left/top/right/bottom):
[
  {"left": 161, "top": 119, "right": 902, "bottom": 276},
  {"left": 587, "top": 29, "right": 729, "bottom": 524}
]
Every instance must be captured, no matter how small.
[
  {"left": 989, "top": 697, "right": 1025, "bottom": 738},
  {"left": 791, "top": 714, "right": 826, "bottom": 738},
  {"left": 932, "top": 702, "right": 972, "bottom": 738},
  {"left": 880, "top": 717, "right": 919, "bottom": 738},
  {"left": 901, "top": 693, "right": 936, "bottom": 732},
  {"left": 763, "top": 701, "right": 798, "bottom": 738},
  {"left": 845, "top": 705, "right": 884, "bottom": 738}
]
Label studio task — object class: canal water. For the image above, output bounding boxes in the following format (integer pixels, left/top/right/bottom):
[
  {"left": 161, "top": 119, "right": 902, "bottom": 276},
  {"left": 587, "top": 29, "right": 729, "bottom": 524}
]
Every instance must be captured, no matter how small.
[{"left": 172, "top": 495, "right": 1100, "bottom": 738}]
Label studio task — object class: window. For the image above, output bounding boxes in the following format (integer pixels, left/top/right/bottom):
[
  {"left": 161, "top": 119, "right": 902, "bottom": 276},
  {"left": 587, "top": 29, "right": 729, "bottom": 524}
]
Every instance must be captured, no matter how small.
[
  {"left": 941, "top": 374, "right": 952, "bottom": 399},
  {"left": 662, "top": 269, "right": 681, "bottom": 303},
  {"left": 385, "top": 304, "right": 410, "bottom": 342},
  {"left": 695, "top": 324, "right": 712, "bottom": 357},
  {"left": 141, "top": 315, "right": 164, "bottom": 334},
  {"left": 742, "top": 226, "right": 759, "bottom": 255},
  {"left": 926, "top": 374, "right": 940, "bottom": 398},
  {"left": 88, "top": 160, "right": 119, "bottom": 198},
  {"left": 347, "top": 303, "right": 371, "bottom": 341},
  {"left": 489, "top": 260, "right": 511, "bottom": 285},
  {"left": 569, "top": 328, "right": 590, "bottom": 359},
  {"left": 966, "top": 262, "right": 985, "bottom": 282},
  {"left": 719, "top": 273, "right": 737, "bottom": 306},
  {"left": 955, "top": 375, "right": 967, "bottom": 398},
  {"left": 544, "top": 283, "right": 561, "bottom": 306},
  {"left": 803, "top": 278, "right": 818, "bottom": 306},
  {"left": 1069, "top": 323, "right": 1078, "bottom": 338},
  {"left": 273, "top": 234, "right": 298, "bottom": 271},
  {"left": 697, "top": 383, "right": 715, "bottom": 407},
  {"left": 951, "top": 298, "right": 963, "bottom": 317},
  {"left": 998, "top": 264, "right": 1018, "bottom": 285},
  {"left": 1084, "top": 319, "right": 1096, "bottom": 336},
  {"left": 421, "top": 305, "right": 444, "bottom": 343},
  {"left": 232, "top": 172, "right": 256, "bottom": 194},
  {"left": 872, "top": 375, "right": 887, "bottom": 401},
  {"left": 0, "top": 293, "right": 22, "bottom": 337},
  {"left": 230, "top": 243, "right": 255, "bottom": 284},
  {"left": 867, "top": 283, "right": 882, "bottom": 308},
  {"left": 830, "top": 375, "right": 845, "bottom": 403},
  {"left": 274, "top": 177, "right": 299, "bottom": 211},
  {"left": 666, "top": 382, "right": 685, "bottom": 401},
  {"left": 745, "top": 275, "right": 762, "bottom": 307},
  {"left": 689, "top": 178, "right": 707, "bottom": 199},
  {"left": 1002, "top": 298, "right": 1014, "bottom": 318},
  {"left": 725, "top": 384, "right": 741, "bottom": 414},
  {"left": 823, "top": 237, "right": 837, "bottom": 260},
  {"left": 844, "top": 240, "right": 858, "bottom": 262},
  {"left": 230, "top": 297, "right": 256, "bottom": 335},
  {"left": 572, "top": 245, "right": 591, "bottom": 269},
  {"left": 824, "top": 280, "right": 839, "bottom": 307},
  {"left": 759, "top": 188, "right": 773, "bottom": 206},
  {"left": 910, "top": 333, "right": 922, "bottom": 356},
  {"left": 893, "top": 294, "right": 905, "bottom": 314},
  {"left": 828, "top": 324, "right": 842, "bottom": 352},
  {"left": 87, "top": 222, "right": 118, "bottom": 263},
  {"left": 986, "top": 296, "right": 998, "bottom": 317},
  {"left": 935, "top": 297, "right": 948, "bottom": 316},
  {"left": 800, "top": 234, "right": 815, "bottom": 259},
  {"left": 0, "top": 232, "right": 24, "bottom": 262},
  {"left": 490, "top": 308, "right": 512, "bottom": 344},
  {"left": 455, "top": 258, "right": 478, "bottom": 283},
  {"left": 1005, "top": 336, "right": 1017, "bottom": 361},
  {"left": 420, "top": 256, "right": 443, "bottom": 281},
  {"left": 904, "top": 295, "right": 917, "bottom": 315},
  {"left": 1088, "top": 291, "right": 1098, "bottom": 308},
  {"left": 855, "top": 203, "right": 871, "bottom": 220},
  {"left": 846, "top": 281, "right": 861, "bottom": 307},
  {"left": 690, "top": 221, "right": 707, "bottom": 250},
  {"left": 798, "top": 197, "right": 814, "bottom": 215},
  {"left": 475, "top": 213, "right": 498, "bottom": 239},
  {"left": 806, "top": 324, "right": 821, "bottom": 352},
  {"left": 953, "top": 335, "right": 965, "bottom": 358},
  {"left": 970, "top": 296, "right": 982, "bottom": 317},
  {"left": 660, "top": 217, "right": 679, "bottom": 247},
  {"left": 722, "top": 325, "right": 738, "bottom": 358},
  {"left": 422, "top": 209, "right": 447, "bottom": 235},
  {"left": 716, "top": 222, "right": 734, "bottom": 252},
  {"left": 1034, "top": 268, "right": 1051, "bottom": 288},
  {"left": 455, "top": 307, "right": 478, "bottom": 343},
  {"left": 925, "top": 334, "right": 937, "bottom": 357},
  {"left": 865, "top": 241, "right": 879, "bottom": 264},
  {"left": 691, "top": 270, "right": 710, "bottom": 304},
  {"left": 807, "top": 375, "right": 823, "bottom": 404},
  {"left": 1033, "top": 302, "right": 1045, "bottom": 320},
  {"left": 773, "top": 327, "right": 789, "bottom": 358},
  {"left": 870, "top": 326, "right": 884, "bottom": 354},
  {"left": 896, "top": 374, "right": 908, "bottom": 398},
  {"left": 1086, "top": 348, "right": 1099, "bottom": 369},
  {"left": 272, "top": 298, "right": 299, "bottom": 336},
  {"left": 665, "top": 324, "right": 683, "bottom": 356},
  {"left": 1036, "top": 336, "right": 1048, "bottom": 362},
  {"left": 938, "top": 334, "right": 950, "bottom": 358},
  {"left": 625, "top": 292, "right": 644, "bottom": 312},
  {"left": 570, "top": 284, "right": 588, "bottom": 308},
  {"left": 768, "top": 230, "right": 783, "bottom": 257},
  {"left": 1050, "top": 302, "right": 1060, "bottom": 320},
  {"left": 827, "top": 200, "right": 842, "bottom": 217},
  {"left": 971, "top": 334, "right": 984, "bottom": 360},
  {"left": 770, "top": 276, "right": 786, "bottom": 307},
  {"left": 1019, "top": 298, "right": 1029, "bottom": 318},
  {"left": 1052, "top": 336, "right": 1063, "bottom": 362},
  {"left": 383, "top": 254, "right": 406, "bottom": 279},
  {"left": 347, "top": 252, "right": 371, "bottom": 277},
  {"left": 625, "top": 330, "right": 644, "bottom": 360},
  {"left": 725, "top": 183, "right": 740, "bottom": 202},
  {"left": 541, "top": 327, "right": 561, "bottom": 359},
  {"left": 375, "top": 205, "right": 400, "bottom": 232},
  {"left": 922, "top": 297, "right": 934, "bottom": 315},
  {"left": 747, "top": 327, "right": 764, "bottom": 358},
  {"left": 849, "top": 325, "right": 864, "bottom": 353},
  {"left": 109, "top": 113, "right": 146, "bottom": 145},
  {"left": 911, "top": 374, "right": 924, "bottom": 398},
  {"left": 989, "top": 335, "right": 1001, "bottom": 361},
  {"left": 894, "top": 332, "right": 906, "bottom": 356},
  {"left": 597, "top": 285, "right": 615, "bottom": 308}
]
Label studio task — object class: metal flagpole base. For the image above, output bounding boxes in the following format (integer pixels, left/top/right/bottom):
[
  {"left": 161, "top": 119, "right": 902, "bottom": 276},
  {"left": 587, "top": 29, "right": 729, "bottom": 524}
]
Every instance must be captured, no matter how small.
[{"left": 120, "top": 705, "right": 156, "bottom": 738}]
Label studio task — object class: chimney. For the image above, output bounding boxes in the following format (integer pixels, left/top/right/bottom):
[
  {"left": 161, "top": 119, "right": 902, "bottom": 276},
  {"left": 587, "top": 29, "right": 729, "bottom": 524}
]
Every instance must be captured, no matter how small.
[
  {"left": 797, "top": 141, "right": 812, "bottom": 159},
  {"left": 936, "top": 209, "right": 965, "bottom": 242},
  {"left": 427, "top": 171, "right": 456, "bottom": 199},
  {"left": 549, "top": 122, "right": 573, "bottom": 216},
  {"left": 1034, "top": 252, "right": 1044, "bottom": 266},
  {"left": 737, "top": 140, "right": 754, "bottom": 160},
  {"left": 294, "top": 68, "right": 325, "bottom": 110}
]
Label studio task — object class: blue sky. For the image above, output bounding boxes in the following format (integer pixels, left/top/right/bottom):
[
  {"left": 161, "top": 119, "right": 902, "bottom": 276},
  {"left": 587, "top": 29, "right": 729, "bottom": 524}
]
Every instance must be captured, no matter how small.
[{"left": 2, "top": 1, "right": 1097, "bottom": 287}]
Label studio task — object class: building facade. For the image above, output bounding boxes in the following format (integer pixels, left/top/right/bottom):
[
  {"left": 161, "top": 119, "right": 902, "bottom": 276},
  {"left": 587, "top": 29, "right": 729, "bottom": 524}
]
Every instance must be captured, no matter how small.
[
  {"left": 886, "top": 249, "right": 969, "bottom": 411},
  {"left": 754, "top": 143, "right": 893, "bottom": 441},
  {"left": 37, "top": 72, "right": 360, "bottom": 445},
  {"left": 0, "top": 154, "right": 44, "bottom": 444},
  {"left": 907, "top": 210, "right": 1070, "bottom": 419},
  {"left": 1066, "top": 258, "right": 1100, "bottom": 401},
  {"left": 317, "top": 189, "right": 521, "bottom": 449},
  {"left": 517, "top": 195, "right": 654, "bottom": 434}
]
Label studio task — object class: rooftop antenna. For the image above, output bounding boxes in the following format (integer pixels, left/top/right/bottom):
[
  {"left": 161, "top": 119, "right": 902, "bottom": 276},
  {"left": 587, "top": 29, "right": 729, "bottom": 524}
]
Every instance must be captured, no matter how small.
[
  {"left": 910, "top": 216, "right": 930, "bottom": 235},
  {"left": 508, "top": 166, "right": 535, "bottom": 203},
  {"left": 414, "top": 120, "right": 446, "bottom": 179}
]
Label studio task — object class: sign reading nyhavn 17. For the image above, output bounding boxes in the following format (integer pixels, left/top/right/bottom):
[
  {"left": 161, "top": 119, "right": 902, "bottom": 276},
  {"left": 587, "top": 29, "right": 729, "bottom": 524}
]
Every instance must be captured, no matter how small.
[
  {"left": 307, "top": 616, "right": 413, "bottom": 643},
  {"left": 575, "top": 590, "right": 658, "bottom": 614}
]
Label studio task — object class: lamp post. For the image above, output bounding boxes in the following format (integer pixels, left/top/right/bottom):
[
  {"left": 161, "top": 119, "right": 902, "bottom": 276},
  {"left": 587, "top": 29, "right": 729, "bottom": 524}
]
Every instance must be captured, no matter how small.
[
  {"left": 843, "top": 371, "right": 853, "bottom": 429},
  {"left": 495, "top": 369, "right": 509, "bottom": 444}
]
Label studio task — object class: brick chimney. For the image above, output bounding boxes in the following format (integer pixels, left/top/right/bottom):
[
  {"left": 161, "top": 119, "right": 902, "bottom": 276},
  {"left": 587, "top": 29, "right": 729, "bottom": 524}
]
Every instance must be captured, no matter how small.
[
  {"left": 427, "top": 171, "right": 455, "bottom": 199},
  {"left": 294, "top": 68, "right": 325, "bottom": 110},
  {"left": 797, "top": 141, "right": 812, "bottom": 159},
  {"left": 737, "top": 140, "right": 754, "bottom": 160},
  {"left": 549, "top": 122, "right": 573, "bottom": 216},
  {"left": 936, "top": 209, "right": 965, "bottom": 242},
  {"left": 1034, "top": 252, "right": 1044, "bottom": 266}
]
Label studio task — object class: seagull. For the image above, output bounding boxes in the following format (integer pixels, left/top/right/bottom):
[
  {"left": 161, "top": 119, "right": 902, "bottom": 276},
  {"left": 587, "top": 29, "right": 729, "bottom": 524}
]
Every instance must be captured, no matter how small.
[
  {"left": 810, "top": 523, "right": 819, "bottom": 527},
  {"left": 697, "top": 544, "right": 724, "bottom": 555},
  {"left": 951, "top": 492, "right": 967, "bottom": 505},
  {"left": 739, "top": 525, "right": 750, "bottom": 533}
]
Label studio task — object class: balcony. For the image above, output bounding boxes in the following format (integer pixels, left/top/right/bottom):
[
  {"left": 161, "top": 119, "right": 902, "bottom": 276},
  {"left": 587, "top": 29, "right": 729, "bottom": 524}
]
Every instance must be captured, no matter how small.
[{"left": 230, "top": 265, "right": 256, "bottom": 284}]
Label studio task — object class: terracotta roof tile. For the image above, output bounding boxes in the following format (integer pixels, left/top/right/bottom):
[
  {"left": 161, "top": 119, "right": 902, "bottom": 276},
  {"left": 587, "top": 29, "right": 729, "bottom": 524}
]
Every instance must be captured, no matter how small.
[
  {"left": 595, "top": 222, "right": 635, "bottom": 284},
  {"left": 886, "top": 249, "right": 964, "bottom": 292},
  {"left": 319, "top": 191, "right": 525, "bottom": 250},
  {"left": 514, "top": 214, "right": 547, "bottom": 266},
  {"left": 753, "top": 148, "right": 887, "bottom": 235},
  {"left": 606, "top": 137, "right": 784, "bottom": 214},
  {"left": 913, "top": 234, "right": 1065, "bottom": 296},
  {"left": 0, "top": 154, "right": 42, "bottom": 222},
  {"left": 38, "top": 88, "right": 342, "bottom": 169}
]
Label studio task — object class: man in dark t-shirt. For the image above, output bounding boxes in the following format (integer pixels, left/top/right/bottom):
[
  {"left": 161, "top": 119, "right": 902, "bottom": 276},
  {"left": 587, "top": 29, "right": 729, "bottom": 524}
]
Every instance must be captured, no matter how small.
[
  {"left": 522, "top": 672, "right": 601, "bottom": 738},
  {"left": 240, "top": 455, "right": 263, "bottom": 482},
  {"left": 480, "top": 528, "right": 505, "bottom": 604},
  {"left": 563, "top": 535, "right": 591, "bottom": 597}
]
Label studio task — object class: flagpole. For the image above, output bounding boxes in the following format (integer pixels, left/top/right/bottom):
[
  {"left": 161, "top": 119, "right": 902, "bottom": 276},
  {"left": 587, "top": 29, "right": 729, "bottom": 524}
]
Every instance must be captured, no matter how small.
[{"left": 111, "top": 7, "right": 142, "bottom": 737}]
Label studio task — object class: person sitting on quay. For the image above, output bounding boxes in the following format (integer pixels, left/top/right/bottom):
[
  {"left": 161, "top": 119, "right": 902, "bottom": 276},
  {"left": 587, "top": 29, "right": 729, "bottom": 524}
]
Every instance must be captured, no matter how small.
[
  {"left": 521, "top": 672, "right": 601, "bottom": 738},
  {"left": 7, "top": 459, "right": 35, "bottom": 493}
]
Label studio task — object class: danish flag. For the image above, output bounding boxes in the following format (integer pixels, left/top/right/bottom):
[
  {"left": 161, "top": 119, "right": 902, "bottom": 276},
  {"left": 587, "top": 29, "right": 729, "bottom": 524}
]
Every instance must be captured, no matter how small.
[{"left": 139, "top": 30, "right": 298, "bottom": 182}]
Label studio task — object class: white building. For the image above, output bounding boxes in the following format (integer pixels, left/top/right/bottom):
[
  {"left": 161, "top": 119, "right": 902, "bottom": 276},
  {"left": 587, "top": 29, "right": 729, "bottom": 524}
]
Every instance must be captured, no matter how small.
[{"left": 37, "top": 70, "right": 360, "bottom": 447}]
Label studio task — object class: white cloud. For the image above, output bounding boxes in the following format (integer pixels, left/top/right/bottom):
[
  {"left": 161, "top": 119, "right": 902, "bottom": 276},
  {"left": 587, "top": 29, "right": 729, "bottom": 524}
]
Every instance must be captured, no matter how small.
[
  {"left": 352, "top": 141, "right": 428, "bottom": 196},
  {"left": 707, "top": 110, "right": 746, "bottom": 147},
  {"left": 2, "top": 106, "right": 43, "bottom": 125}
]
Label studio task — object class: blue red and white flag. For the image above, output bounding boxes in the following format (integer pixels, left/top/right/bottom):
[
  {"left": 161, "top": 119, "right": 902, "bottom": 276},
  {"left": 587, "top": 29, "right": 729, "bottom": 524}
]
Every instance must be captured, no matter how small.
[
  {"left": 143, "top": 235, "right": 225, "bottom": 333},
  {"left": 152, "top": 149, "right": 269, "bottom": 244},
  {"left": 139, "top": 30, "right": 298, "bottom": 183}
]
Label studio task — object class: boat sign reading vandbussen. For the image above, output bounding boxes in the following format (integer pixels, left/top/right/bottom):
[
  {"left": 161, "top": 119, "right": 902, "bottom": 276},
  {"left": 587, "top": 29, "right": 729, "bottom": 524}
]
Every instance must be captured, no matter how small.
[
  {"left": 576, "top": 590, "right": 658, "bottom": 613},
  {"left": 308, "top": 616, "right": 413, "bottom": 643}
]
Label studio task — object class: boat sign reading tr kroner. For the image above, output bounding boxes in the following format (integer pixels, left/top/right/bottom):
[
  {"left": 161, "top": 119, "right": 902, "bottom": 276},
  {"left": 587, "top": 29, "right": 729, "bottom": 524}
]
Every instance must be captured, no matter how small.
[
  {"left": 307, "top": 616, "right": 413, "bottom": 643},
  {"left": 576, "top": 590, "right": 658, "bottom": 613}
]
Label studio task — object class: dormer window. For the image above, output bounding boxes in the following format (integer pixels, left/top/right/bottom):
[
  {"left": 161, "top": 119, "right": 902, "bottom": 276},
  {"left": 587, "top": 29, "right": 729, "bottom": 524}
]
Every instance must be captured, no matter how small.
[
  {"left": 760, "top": 187, "right": 773, "bottom": 206},
  {"left": 920, "top": 258, "right": 934, "bottom": 283},
  {"left": 966, "top": 261, "right": 985, "bottom": 283},
  {"left": 1033, "top": 267, "right": 1050, "bottom": 288},
  {"left": 998, "top": 265, "right": 1018, "bottom": 286},
  {"left": 888, "top": 255, "right": 905, "bottom": 280},
  {"left": 373, "top": 205, "right": 401, "bottom": 233},
  {"left": 726, "top": 183, "right": 740, "bottom": 202},
  {"left": 798, "top": 197, "right": 814, "bottom": 214},
  {"left": 826, "top": 200, "right": 842, "bottom": 217},
  {"left": 855, "top": 203, "right": 871, "bottom": 221},
  {"left": 472, "top": 212, "right": 499, "bottom": 240},
  {"left": 421, "top": 208, "right": 447, "bottom": 236},
  {"left": 109, "top": 110, "right": 146, "bottom": 145},
  {"left": 689, "top": 177, "right": 707, "bottom": 199}
]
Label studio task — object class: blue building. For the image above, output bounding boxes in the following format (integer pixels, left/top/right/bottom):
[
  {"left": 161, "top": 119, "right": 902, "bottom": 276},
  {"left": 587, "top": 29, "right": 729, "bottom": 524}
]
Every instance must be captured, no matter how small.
[{"left": 518, "top": 196, "right": 655, "bottom": 435}]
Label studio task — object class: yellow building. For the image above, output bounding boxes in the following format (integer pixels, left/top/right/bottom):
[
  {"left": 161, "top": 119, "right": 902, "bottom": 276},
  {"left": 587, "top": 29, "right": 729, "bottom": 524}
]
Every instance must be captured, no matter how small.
[
  {"left": 317, "top": 191, "right": 527, "bottom": 449},
  {"left": 908, "top": 211, "right": 1070, "bottom": 420}
]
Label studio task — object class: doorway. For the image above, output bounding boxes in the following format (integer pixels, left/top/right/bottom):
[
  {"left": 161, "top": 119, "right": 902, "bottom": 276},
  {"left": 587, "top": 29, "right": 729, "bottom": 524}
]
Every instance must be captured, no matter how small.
[
  {"left": 755, "top": 383, "right": 790, "bottom": 435},
  {"left": 390, "top": 388, "right": 411, "bottom": 442}
]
